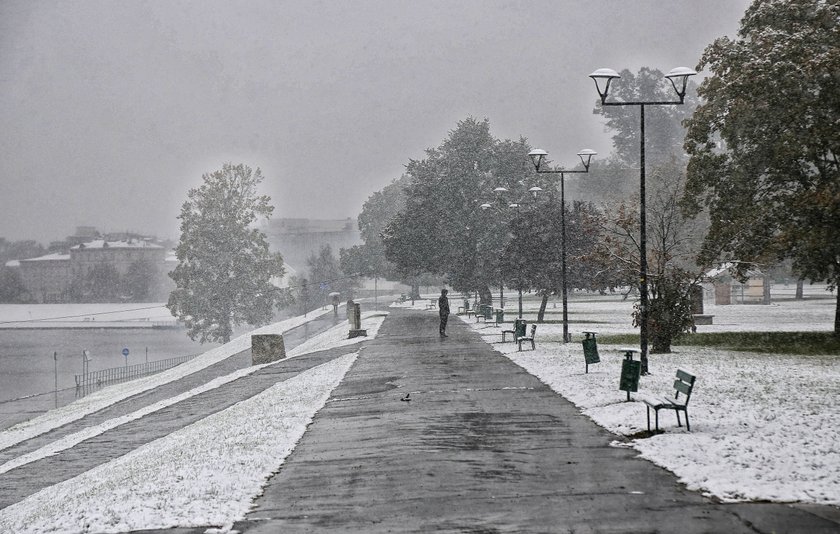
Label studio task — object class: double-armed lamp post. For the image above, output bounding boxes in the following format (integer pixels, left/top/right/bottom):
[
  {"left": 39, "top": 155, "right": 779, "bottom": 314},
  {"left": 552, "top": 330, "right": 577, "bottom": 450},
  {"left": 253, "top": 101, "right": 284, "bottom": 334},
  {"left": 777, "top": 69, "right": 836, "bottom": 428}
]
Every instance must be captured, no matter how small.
[
  {"left": 588, "top": 66, "right": 696, "bottom": 367},
  {"left": 526, "top": 149, "right": 597, "bottom": 343}
]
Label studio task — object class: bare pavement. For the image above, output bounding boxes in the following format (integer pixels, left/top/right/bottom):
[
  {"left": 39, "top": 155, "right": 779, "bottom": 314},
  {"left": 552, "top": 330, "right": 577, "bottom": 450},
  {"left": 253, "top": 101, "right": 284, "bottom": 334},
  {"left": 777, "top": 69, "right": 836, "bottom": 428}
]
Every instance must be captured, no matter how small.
[{"left": 3, "top": 308, "right": 840, "bottom": 533}]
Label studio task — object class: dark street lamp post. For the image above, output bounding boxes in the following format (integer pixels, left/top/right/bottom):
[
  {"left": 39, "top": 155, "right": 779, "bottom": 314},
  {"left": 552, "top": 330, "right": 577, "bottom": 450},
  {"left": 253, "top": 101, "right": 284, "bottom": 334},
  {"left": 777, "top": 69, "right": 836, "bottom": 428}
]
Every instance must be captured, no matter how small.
[
  {"left": 527, "top": 148, "right": 596, "bottom": 343},
  {"left": 588, "top": 66, "right": 696, "bottom": 371}
]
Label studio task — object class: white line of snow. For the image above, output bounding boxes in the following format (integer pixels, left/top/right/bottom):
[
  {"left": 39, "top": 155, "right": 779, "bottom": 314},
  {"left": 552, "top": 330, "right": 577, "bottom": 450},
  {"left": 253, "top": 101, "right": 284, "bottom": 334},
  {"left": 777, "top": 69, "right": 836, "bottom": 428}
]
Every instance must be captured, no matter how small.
[
  {"left": 0, "top": 353, "right": 359, "bottom": 533},
  {"left": 0, "top": 313, "right": 387, "bottom": 476}
]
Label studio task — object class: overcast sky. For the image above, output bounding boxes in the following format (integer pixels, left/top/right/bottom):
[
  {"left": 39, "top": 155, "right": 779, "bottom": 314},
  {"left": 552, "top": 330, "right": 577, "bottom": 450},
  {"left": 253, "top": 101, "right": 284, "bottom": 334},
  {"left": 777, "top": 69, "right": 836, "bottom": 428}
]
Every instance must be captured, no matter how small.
[{"left": 1, "top": 0, "right": 750, "bottom": 244}]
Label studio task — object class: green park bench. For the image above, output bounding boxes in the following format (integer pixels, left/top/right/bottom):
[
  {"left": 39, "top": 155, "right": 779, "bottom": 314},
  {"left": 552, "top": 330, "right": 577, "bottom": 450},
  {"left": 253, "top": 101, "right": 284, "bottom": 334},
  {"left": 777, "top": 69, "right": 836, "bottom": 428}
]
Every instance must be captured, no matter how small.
[
  {"left": 517, "top": 324, "right": 537, "bottom": 351},
  {"left": 637, "top": 369, "right": 697, "bottom": 432},
  {"left": 476, "top": 305, "right": 493, "bottom": 322},
  {"left": 501, "top": 318, "right": 526, "bottom": 343}
]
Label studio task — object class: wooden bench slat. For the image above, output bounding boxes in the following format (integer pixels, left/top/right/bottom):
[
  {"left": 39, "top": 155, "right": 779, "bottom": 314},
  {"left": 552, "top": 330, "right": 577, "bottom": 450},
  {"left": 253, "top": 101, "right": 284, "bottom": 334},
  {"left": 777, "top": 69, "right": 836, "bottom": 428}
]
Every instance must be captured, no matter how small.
[
  {"left": 676, "top": 369, "right": 696, "bottom": 384},
  {"left": 673, "top": 380, "right": 692, "bottom": 396}
]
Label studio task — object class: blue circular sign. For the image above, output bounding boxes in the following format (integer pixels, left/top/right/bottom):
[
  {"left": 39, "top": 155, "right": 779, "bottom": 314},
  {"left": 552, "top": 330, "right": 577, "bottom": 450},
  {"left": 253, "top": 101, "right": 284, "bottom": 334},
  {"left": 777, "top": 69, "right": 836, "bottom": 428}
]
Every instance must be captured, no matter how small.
[{"left": 122, "top": 348, "right": 130, "bottom": 357}]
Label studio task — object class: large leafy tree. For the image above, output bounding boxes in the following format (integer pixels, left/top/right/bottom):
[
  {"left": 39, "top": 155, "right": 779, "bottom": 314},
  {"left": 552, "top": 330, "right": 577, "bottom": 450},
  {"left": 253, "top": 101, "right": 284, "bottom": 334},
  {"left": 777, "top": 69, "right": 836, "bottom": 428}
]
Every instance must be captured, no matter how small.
[
  {"left": 683, "top": 0, "right": 840, "bottom": 335},
  {"left": 382, "top": 117, "right": 538, "bottom": 304},
  {"left": 340, "top": 177, "right": 407, "bottom": 284},
  {"left": 499, "top": 198, "right": 607, "bottom": 321},
  {"left": 123, "top": 260, "right": 156, "bottom": 302},
  {"left": 597, "top": 158, "right": 705, "bottom": 358},
  {"left": 593, "top": 67, "right": 698, "bottom": 168},
  {"left": 307, "top": 244, "right": 357, "bottom": 305},
  {"left": 168, "top": 163, "right": 285, "bottom": 343}
]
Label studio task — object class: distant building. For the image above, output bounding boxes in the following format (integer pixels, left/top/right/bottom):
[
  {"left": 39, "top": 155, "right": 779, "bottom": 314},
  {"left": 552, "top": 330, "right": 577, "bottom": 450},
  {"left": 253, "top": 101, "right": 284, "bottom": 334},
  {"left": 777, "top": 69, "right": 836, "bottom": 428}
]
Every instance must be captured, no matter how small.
[
  {"left": 17, "top": 253, "right": 71, "bottom": 303},
  {"left": 263, "top": 218, "right": 361, "bottom": 274},
  {"left": 13, "top": 238, "right": 172, "bottom": 303}
]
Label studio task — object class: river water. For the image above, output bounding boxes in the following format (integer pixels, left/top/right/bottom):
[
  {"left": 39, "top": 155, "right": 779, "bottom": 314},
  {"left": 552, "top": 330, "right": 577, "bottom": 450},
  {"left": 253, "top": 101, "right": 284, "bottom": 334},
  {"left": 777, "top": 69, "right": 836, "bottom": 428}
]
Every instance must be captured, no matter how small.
[
  {"left": 0, "top": 306, "right": 348, "bottom": 430},
  {"left": 0, "top": 328, "right": 217, "bottom": 405}
]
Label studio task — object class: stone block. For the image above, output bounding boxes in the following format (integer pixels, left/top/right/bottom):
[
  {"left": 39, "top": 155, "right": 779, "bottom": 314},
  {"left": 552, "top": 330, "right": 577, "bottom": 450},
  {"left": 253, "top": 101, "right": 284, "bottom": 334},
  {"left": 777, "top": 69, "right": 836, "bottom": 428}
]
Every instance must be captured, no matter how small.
[{"left": 251, "top": 334, "right": 286, "bottom": 365}]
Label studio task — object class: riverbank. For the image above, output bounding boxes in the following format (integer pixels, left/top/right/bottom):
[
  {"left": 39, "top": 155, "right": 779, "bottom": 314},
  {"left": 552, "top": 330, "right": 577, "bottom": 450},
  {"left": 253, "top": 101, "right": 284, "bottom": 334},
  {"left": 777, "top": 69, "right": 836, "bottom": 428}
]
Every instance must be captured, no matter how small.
[{"left": 0, "top": 303, "right": 177, "bottom": 329}]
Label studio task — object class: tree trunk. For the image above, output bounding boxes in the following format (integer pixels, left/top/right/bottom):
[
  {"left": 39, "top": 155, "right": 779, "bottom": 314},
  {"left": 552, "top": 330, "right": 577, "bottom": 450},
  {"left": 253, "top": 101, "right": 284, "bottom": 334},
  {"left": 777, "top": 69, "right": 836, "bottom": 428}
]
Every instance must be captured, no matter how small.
[
  {"left": 762, "top": 276, "right": 771, "bottom": 304},
  {"left": 537, "top": 293, "right": 548, "bottom": 323},
  {"left": 410, "top": 282, "right": 420, "bottom": 302},
  {"left": 795, "top": 279, "right": 804, "bottom": 300},
  {"left": 835, "top": 283, "right": 840, "bottom": 338},
  {"left": 479, "top": 286, "right": 493, "bottom": 306}
]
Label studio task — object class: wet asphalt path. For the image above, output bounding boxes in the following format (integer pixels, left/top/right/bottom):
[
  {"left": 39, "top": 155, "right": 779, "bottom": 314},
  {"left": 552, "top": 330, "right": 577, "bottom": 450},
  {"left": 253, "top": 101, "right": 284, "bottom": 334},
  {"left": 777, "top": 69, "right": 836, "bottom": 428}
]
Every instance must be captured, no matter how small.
[{"left": 235, "top": 308, "right": 840, "bottom": 534}]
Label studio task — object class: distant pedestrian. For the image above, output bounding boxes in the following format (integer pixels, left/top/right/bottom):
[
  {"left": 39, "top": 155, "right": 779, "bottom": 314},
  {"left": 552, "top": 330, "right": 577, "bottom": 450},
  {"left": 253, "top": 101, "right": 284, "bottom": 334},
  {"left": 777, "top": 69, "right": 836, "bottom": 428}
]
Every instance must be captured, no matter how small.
[{"left": 438, "top": 288, "right": 450, "bottom": 337}]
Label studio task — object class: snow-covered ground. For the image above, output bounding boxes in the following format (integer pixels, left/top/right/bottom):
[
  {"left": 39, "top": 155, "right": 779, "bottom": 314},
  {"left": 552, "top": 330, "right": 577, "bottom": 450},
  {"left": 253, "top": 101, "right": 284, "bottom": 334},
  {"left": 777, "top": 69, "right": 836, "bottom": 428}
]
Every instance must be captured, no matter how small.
[
  {"left": 1, "top": 288, "right": 837, "bottom": 532},
  {"left": 464, "top": 294, "right": 840, "bottom": 506},
  {"left": 0, "top": 312, "right": 387, "bottom": 533}
]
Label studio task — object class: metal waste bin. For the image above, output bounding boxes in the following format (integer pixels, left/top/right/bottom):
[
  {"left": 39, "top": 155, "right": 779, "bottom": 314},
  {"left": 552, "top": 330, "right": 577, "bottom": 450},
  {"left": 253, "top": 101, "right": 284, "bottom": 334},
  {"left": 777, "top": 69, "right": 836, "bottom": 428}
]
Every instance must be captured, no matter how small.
[{"left": 582, "top": 331, "right": 600, "bottom": 373}]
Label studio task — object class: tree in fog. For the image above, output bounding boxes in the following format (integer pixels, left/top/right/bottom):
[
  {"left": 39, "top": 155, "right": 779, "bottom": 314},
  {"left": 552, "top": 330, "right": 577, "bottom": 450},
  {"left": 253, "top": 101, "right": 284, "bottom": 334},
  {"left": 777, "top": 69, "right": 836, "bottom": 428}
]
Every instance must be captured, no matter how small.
[
  {"left": 69, "top": 264, "right": 122, "bottom": 302},
  {"left": 123, "top": 260, "right": 157, "bottom": 302},
  {"left": 341, "top": 178, "right": 406, "bottom": 288},
  {"left": 0, "top": 267, "right": 27, "bottom": 303},
  {"left": 597, "top": 158, "right": 706, "bottom": 356},
  {"left": 499, "top": 198, "right": 607, "bottom": 322},
  {"left": 168, "top": 163, "right": 285, "bottom": 343},
  {"left": 683, "top": 0, "right": 840, "bottom": 335},
  {"left": 593, "top": 67, "right": 698, "bottom": 169},
  {"left": 0, "top": 238, "right": 45, "bottom": 264},
  {"left": 382, "top": 117, "right": 540, "bottom": 304},
  {"left": 307, "top": 244, "right": 357, "bottom": 305}
]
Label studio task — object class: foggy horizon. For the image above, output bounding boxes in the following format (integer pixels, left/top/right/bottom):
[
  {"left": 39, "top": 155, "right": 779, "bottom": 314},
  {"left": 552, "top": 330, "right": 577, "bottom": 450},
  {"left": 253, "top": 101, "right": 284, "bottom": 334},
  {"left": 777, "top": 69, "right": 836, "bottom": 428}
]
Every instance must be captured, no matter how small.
[{"left": 1, "top": 0, "right": 749, "bottom": 245}]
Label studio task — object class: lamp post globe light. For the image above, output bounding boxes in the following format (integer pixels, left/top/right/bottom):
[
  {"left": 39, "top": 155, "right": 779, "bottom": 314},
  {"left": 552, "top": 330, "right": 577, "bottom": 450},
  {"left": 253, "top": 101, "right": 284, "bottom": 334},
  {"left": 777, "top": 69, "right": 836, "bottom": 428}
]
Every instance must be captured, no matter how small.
[
  {"left": 589, "top": 66, "right": 696, "bottom": 372},
  {"left": 527, "top": 148, "right": 597, "bottom": 343}
]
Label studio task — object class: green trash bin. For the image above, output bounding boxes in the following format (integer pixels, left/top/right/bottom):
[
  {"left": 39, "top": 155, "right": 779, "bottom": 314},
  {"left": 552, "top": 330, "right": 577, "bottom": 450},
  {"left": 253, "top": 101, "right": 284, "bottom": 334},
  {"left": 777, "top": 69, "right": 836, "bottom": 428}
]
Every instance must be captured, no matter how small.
[
  {"left": 582, "top": 331, "right": 600, "bottom": 373},
  {"left": 481, "top": 305, "right": 492, "bottom": 320},
  {"left": 495, "top": 309, "right": 504, "bottom": 324}
]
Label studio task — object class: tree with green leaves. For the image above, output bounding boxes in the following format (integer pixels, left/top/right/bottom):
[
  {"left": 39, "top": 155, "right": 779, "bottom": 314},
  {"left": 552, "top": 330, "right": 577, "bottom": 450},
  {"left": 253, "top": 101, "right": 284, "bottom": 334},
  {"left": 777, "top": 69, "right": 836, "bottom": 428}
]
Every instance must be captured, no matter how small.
[
  {"left": 593, "top": 67, "right": 698, "bottom": 168},
  {"left": 340, "top": 177, "right": 407, "bottom": 289},
  {"left": 123, "top": 260, "right": 156, "bottom": 302},
  {"left": 382, "top": 117, "right": 539, "bottom": 304},
  {"left": 499, "top": 198, "right": 606, "bottom": 322},
  {"left": 168, "top": 163, "right": 285, "bottom": 343},
  {"left": 598, "top": 158, "right": 705, "bottom": 358},
  {"left": 307, "top": 244, "right": 356, "bottom": 305},
  {"left": 683, "top": 0, "right": 840, "bottom": 335}
]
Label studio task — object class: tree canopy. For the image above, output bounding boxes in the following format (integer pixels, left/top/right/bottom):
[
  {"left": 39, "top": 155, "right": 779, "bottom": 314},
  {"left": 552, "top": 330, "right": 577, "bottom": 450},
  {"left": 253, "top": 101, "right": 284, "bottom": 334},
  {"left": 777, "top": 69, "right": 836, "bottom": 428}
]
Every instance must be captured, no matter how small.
[
  {"left": 382, "top": 117, "right": 541, "bottom": 303},
  {"left": 682, "top": 0, "right": 840, "bottom": 334},
  {"left": 168, "top": 163, "right": 285, "bottom": 343}
]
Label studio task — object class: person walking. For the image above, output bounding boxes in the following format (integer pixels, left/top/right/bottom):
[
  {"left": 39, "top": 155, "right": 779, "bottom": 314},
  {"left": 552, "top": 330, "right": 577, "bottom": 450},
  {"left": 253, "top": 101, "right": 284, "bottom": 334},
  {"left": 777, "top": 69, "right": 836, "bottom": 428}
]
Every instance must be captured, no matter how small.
[{"left": 438, "top": 288, "right": 450, "bottom": 337}]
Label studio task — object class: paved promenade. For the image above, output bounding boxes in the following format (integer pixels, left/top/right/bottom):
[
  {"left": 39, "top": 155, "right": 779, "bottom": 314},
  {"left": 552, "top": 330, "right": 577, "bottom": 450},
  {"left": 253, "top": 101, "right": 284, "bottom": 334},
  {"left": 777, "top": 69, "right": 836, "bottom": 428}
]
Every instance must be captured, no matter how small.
[
  {"left": 233, "top": 308, "right": 840, "bottom": 533},
  {"left": 1, "top": 307, "right": 838, "bottom": 533}
]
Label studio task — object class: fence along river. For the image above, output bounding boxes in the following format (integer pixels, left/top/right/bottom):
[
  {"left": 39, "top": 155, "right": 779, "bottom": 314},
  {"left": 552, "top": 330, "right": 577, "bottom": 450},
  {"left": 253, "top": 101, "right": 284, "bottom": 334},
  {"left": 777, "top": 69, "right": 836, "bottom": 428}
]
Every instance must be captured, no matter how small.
[{"left": 0, "top": 310, "right": 344, "bottom": 431}]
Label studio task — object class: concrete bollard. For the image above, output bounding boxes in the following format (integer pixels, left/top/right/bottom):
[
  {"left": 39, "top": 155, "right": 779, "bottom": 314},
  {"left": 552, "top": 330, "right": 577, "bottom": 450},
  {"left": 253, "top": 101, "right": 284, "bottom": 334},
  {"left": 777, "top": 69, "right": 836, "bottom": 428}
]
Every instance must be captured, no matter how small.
[
  {"left": 251, "top": 334, "right": 286, "bottom": 365},
  {"left": 348, "top": 302, "right": 367, "bottom": 338}
]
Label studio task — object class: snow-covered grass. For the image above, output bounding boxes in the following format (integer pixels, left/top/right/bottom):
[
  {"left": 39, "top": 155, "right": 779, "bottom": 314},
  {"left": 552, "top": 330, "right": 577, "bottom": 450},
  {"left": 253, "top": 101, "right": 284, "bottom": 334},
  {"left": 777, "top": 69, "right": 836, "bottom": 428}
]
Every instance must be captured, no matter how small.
[
  {"left": 0, "top": 306, "right": 341, "bottom": 452},
  {"left": 0, "top": 353, "right": 358, "bottom": 533},
  {"left": 466, "top": 297, "right": 840, "bottom": 506}
]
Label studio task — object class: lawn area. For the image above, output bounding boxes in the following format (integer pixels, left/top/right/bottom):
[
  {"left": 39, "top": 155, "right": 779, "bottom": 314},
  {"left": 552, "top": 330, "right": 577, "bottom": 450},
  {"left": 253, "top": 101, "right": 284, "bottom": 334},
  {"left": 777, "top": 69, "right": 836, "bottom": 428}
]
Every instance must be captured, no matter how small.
[{"left": 598, "top": 331, "right": 840, "bottom": 355}]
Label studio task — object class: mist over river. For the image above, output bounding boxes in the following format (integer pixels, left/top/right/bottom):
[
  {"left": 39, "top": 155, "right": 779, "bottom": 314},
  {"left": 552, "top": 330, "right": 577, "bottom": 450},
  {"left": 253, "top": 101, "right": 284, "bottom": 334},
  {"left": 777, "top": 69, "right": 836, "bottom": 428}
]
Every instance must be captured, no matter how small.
[{"left": 0, "top": 328, "right": 219, "bottom": 428}]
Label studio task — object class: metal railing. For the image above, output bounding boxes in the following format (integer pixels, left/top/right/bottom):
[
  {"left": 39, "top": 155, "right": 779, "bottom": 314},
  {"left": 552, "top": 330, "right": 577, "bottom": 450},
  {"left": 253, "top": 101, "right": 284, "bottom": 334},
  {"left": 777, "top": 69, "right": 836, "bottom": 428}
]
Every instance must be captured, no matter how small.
[{"left": 75, "top": 353, "right": 199, "bottom": 390}]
